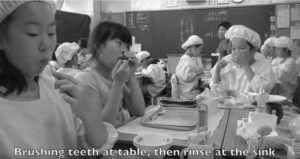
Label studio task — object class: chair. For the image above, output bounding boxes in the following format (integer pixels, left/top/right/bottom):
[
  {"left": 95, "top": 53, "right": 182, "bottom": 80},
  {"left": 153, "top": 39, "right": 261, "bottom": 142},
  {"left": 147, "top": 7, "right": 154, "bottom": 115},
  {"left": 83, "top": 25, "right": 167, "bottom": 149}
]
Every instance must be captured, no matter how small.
[{"left": 150, "top": 73, "right": 171, "bottom": 105}]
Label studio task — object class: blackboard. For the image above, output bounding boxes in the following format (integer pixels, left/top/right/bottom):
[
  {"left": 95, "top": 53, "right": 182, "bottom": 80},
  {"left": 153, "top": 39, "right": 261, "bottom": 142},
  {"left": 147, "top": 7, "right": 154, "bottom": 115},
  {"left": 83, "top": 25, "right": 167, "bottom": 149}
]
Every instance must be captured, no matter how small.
[
  {"left": 126, "top": 5, "right": 275, "bottom": 58},
  {"left": 56, "top": 11, "right": 91, "bottom": 44}
]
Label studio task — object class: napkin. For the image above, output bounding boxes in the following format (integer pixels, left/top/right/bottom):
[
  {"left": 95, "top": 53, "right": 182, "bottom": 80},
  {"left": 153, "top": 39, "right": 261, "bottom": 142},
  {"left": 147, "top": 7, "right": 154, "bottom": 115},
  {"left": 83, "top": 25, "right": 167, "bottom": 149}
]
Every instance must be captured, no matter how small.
[{"left": 237, "top": 112, "right": 278, "bottom": 139}]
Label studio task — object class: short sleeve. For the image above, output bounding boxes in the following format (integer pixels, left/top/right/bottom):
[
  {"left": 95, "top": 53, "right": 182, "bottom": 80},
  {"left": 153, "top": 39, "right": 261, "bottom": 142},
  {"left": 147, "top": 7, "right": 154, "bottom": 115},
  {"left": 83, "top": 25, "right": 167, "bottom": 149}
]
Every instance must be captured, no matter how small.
[{"left": 75, "top": 71, "right": 99, "bottom": 93}]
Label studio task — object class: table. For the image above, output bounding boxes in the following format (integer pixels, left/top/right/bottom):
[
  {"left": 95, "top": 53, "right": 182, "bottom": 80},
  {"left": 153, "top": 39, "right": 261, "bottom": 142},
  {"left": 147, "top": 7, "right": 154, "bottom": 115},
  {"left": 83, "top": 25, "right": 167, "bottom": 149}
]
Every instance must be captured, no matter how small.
[
  {"left": 113, "top": 107, "right": 298, "bottom": 159},
  {"left": 114, "top": 108, "right": 230, "bottom": 159}
]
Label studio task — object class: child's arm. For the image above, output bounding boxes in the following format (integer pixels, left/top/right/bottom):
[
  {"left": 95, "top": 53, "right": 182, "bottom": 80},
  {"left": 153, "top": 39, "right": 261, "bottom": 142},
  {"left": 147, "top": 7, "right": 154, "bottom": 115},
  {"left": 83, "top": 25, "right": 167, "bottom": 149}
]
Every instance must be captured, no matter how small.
[
  {"left": 123, "top": 76, "right": 145, "bottom": 116},
  {"left": 53, "top": 71, "right": 107, "bottom": 148},
  {"left": 123, "top": 57, "right": 145, "bottom": 116},
  {"left": 100, "top": 60, "right": 131, "bottom": 125}
]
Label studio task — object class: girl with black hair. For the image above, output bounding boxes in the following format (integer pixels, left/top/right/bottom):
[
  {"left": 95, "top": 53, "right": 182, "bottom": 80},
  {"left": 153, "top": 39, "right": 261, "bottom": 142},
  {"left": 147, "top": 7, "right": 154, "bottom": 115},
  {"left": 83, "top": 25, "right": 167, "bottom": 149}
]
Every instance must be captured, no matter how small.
[
  {"left": 76, "top": 21, "right": 145, "bottom": 127},
  {"left": 0, "top": 1, "right": 113, "bottom": 158}
]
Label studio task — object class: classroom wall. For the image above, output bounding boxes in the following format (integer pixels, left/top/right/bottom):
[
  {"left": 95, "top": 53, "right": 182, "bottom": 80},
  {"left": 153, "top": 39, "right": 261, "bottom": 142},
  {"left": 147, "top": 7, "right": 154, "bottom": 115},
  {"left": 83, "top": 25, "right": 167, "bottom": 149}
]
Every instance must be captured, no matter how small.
[
  {"left": 89, "top": 0, "right": 300, "bottom": 57},
  {"left": 60, "top": 0, "right": 93, "bottom": 16},
  {"left": 98, "top": 0, "right": 299, "bottom": 12}
]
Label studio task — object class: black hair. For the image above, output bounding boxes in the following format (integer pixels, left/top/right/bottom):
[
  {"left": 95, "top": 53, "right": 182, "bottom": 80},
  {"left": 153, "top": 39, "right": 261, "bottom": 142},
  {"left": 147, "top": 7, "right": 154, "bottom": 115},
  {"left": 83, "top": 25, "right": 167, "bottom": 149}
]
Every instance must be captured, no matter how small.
[
  {"left": 78, "top": 37, "right": 88, "bottom": 49},
  {"left": 218, "top": 21, "right": 232, "bottom": 30},
  {"left": 148, "top": 58, "right": 160, "bottom": 65},
  {"left": 0, "top": 15, "right": 28, "bottom": 96},
  {"left": 89, "top": 21, "right": 132, "bottom": 57},
  {"left": 246, "top": 42, "right": 255, "bottom": 51}
]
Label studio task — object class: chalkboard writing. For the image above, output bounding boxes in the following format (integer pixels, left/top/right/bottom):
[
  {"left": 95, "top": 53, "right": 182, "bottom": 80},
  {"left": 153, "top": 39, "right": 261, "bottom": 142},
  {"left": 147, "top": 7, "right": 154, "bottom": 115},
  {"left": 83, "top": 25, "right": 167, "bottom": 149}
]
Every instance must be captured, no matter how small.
[
  {"left": 126, "top": 6, "right": 274, "bottom": 58},
  {"left": 126, "top": 12, "right": 150, "bottom": 31},
  {"left": 180, "top": 16, "right": 194, "bottom": 43}
]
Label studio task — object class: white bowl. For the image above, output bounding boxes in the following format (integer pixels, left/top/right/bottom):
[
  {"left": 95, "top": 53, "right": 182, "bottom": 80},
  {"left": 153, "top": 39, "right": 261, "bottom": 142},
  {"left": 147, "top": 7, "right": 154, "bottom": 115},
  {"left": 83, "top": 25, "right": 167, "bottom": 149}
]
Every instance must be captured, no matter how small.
[{"left": 133, "top": 134, "right": 173, "bottom": 159}]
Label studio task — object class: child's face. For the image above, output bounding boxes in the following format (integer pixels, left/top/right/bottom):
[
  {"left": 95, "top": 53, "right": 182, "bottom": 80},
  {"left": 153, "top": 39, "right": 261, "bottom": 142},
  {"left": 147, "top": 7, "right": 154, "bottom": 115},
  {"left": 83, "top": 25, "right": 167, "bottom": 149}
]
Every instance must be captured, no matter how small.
[
  {"left": 98, "top": 38, "right": 129, "bottom": 69},
  {"left": 1, "top": 2, "right": 56, "bottom": 77},
  {"left": 230, "top": 37, "right": 253, "bottom": 63},
  {"left": 190, "top": 44, "right": 203, "bottom": 57},
  {"left": 275, "top": 47, "right": 287, "bottom": 58},
  {"left": 218, "top": 26, "right": 227, "bottom": 39}
]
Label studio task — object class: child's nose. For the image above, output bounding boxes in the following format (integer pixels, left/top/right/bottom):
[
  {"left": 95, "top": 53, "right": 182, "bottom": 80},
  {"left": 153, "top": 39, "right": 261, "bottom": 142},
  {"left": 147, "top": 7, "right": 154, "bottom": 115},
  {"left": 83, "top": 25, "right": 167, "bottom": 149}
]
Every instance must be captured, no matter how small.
[{"left": 39, "top": 34, "right": 53, "bottom": 53}]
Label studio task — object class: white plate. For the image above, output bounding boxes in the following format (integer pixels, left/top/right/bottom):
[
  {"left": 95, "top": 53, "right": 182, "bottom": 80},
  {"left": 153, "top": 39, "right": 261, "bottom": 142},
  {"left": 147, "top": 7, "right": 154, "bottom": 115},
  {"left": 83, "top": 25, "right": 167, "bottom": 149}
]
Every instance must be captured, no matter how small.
[{"left": 247, "top": 92, "right": 287, "bottom": 103}]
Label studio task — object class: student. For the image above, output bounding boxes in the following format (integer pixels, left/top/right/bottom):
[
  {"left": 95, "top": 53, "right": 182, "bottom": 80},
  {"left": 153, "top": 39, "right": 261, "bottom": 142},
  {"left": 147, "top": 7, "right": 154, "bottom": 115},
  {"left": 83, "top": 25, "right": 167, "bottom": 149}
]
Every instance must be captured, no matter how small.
[
  {"left": 139, "top": 53, "right": 167, "bottom": 99},
  {"left": 261, "top": 37, "right": 277, "bottom": 62},
  {"left": 271, "top": 36, "right": 298, "bottom": 99},
  {"left": 0, "top": 0, "right": 111, "bottom": 158},
  {"left": 55, "top": 42, "right": 80, "bottom": 76},
  {"left": 210, "top": 25, "right": 274, "bottom": 93},
  {"left": 175, "top": 35, "right": 205, "bottom": 99},
  {"left": 136, "top": 51, "right": 168, "bottom": 73},
  {"left": 136, "top": 50, "right": 151, "bottom": 72},
  {"left": 76, "top": 21, "right": 145, "bottom": 127},
  {"left": 216, "top": 21, "right": 232, "bottom": 58}
]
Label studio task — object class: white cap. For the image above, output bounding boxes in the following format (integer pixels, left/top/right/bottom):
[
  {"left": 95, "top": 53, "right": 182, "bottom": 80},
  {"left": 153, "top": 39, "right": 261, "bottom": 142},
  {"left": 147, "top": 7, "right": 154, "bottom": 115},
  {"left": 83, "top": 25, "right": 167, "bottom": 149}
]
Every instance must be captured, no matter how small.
[
  {"left": 55, "top": 42, "right": 79, "bottom": 65},
  {"left": 264, "top": 37, "right": 277, "bottom": 47},
  {"left": 0, "top": 0, "right": 56, "bottom": 24},
  {"left": 136, "top": 51, "right": 150, "bottom": 63},
  {"left": 225, "top": 25, "right": 261, "bottom": 49},
  {"left": 181, "top": 35, "right": 203, "bottom": 50},
  {"left": 274, "top": 36, "right": 293, "bottom": 51}
]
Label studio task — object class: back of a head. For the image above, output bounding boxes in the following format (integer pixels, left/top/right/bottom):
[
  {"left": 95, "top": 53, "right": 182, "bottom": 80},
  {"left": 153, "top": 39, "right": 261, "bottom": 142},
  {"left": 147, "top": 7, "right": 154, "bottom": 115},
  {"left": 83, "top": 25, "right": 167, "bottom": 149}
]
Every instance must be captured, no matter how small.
[
  {"left": 89, "top": 21, "right": 132, "bottom": 57},
  {"left": 55, "top": 42, "right": 79, "bottom": 66},
  {"left": 218, "top": 21, "right": 232, "bottom": 30},
  {"left": 136, "top": 51, "right": 151, "bottom": 63}
]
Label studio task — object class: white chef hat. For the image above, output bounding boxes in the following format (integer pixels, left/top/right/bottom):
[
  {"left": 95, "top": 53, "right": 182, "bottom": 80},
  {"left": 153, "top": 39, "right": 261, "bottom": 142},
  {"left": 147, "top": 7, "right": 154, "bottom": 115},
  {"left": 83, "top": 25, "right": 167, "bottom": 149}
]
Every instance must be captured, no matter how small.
[
  {"left": 181, "top": 35, "right": 203, "bottom": 50},
  {"left": 0, "top": 0, "right": 56, "bottom": 24},
  {"left": 225, "top": 25, "right": 261, "bottom": 49},
  {"left": 136, "top": 51, "right": 151, "bottom": 63},
  {"left": 263, "top": 37, "right": 277, "bottom": 47},
  {"left": 55, "top": 42, "right": 79, "bottom": 65},
  {"left": 274, "top": 36, "right": 293, "bottom": 51}
]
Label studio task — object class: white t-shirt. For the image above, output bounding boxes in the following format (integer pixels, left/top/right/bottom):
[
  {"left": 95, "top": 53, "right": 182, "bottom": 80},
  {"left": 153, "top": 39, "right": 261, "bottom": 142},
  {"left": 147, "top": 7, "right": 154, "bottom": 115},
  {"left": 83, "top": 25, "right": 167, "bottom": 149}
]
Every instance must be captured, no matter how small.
[
  {"left": 0, "top": 76, "right": 77, "bottom": 158},
  {"left": 76, "top": 68, "right": 130, "bottom": 127}
]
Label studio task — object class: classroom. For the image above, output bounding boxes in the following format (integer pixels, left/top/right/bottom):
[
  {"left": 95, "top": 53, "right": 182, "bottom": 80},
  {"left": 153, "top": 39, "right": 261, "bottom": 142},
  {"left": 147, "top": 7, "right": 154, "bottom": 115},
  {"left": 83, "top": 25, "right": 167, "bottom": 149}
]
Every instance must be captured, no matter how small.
[{"left": 1, "top": 0, "right": 300, "bottom": 158}]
